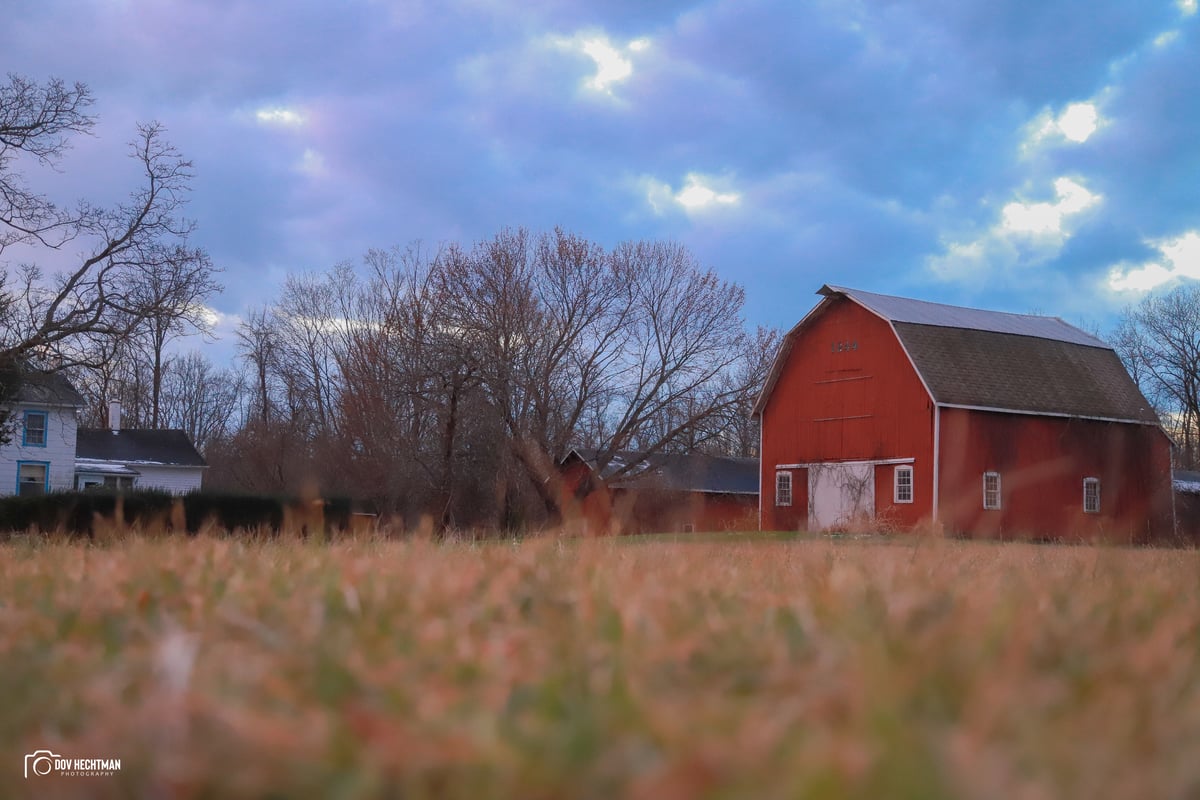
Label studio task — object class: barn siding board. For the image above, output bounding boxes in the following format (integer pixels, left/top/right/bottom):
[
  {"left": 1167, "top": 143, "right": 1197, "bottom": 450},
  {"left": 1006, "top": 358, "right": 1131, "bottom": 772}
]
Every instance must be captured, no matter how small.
[
  {"left": 760, "top": 297, "right": 934, "bottom": 530},
  {"left": 937, "top": 408, "right": 1172, "bottom": 541}
]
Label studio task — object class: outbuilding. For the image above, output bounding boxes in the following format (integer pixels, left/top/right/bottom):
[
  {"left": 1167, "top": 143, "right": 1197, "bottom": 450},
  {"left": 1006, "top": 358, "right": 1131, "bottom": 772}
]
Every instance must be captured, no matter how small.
[
  {"left": 558, "top": 448, "right": 759, "bottom": 535},
  {"left": 754, "top": 285, "right": 1173, "bottom": 541}
]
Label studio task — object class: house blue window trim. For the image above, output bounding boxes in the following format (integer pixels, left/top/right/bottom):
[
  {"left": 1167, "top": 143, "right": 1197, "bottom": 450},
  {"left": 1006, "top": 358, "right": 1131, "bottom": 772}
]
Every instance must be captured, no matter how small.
[
  {"left": 15, "top": 460, "right": 50, "bottom": 494},
  {"left": 22, "top": 409, "right": 48, "bottom": 447}
]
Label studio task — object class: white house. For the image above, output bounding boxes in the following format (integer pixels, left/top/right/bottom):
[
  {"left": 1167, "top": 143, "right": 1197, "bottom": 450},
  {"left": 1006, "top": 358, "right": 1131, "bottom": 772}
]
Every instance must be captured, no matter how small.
[
  {"left": 0, "top": 371, "right": 85, "bottom": 496},
  {"left": 1, "top": 375, "right": 206, "bottom": 495}
]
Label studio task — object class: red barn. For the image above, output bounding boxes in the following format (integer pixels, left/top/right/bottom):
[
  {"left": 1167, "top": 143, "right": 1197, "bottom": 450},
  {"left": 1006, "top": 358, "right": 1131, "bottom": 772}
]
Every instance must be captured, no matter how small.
[
  {"left": 754, "top": 285, "right": 1174, "bottom": 542},
  {"left": 558, "top": 448, "right": 759, "bottom": 535}
]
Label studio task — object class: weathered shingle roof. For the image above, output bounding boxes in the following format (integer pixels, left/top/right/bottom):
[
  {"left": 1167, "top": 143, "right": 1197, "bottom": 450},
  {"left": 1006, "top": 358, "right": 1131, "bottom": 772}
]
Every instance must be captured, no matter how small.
[
  {"left": 564, "top": 448, "right": 759, "bottom": 495},
  {"left": 0, "top": 369, "right": 85, "bottom": 407},
  {"left": 76, "top": 429, "right": 207, "bottom": 467},
  {"left": 754, "top": 285, "right": 1159, "bottom": 426},
  {"left": 894, "top": 322, "right": 1159, "bottom": 423}
]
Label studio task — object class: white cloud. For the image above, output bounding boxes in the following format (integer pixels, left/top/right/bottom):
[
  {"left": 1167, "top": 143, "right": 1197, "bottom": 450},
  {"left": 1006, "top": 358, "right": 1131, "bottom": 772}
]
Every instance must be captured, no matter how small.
[
  {"left": 1001, "top": 178, "right": 1101, "bottom": 237},
  {"left": 1154, "top": 30, "right": 1180, "bottom": 48},
  {"left": 553, "top": 32, "right": 648, "bottom": 95},
  {"left": 1108, "top": 231, "right": 1200, "bottom": 292},
  {"left": 1024, "top": 101, "right": 1103, "bottom": 149},
  {"left": 1056, "top": 103, "right": 1100, "bottom": 143},
  {"left": 929, "top": 177, "right": 1102, "bottom": 282},
  {"left": 581, "top": 38, "right": 631, "bottom": 92},
  {"left": 1180, "top": 0, "right": 1197, "bottom": 17},
  {"left": 255, "top": 106, "right": 306, "bottom": 127},
  {"left": 644, "top": 173, "right": 741, "bottom": 215}
]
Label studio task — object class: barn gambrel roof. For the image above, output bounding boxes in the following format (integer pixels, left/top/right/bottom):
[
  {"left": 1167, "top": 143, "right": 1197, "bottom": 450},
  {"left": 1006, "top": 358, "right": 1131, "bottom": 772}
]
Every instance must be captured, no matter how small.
[{"left": 754, "top": 285, "right": 1160, "bottom": 426}]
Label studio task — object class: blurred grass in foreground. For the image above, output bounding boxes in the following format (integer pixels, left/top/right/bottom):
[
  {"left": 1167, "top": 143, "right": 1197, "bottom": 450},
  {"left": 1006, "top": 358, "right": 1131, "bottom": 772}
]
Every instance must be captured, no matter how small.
[{"left": 1, "top": 533, "right": 1199, "bottom": 798}]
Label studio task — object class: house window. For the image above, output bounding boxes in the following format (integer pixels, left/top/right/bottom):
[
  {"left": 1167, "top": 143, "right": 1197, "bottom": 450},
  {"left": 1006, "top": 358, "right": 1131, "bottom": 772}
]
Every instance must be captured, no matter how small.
[
  {"left": 681, "top": 522, "right": 695, "bottom": 533},
  {"left": 16, "top": 462, "right": 49, "bottom": 496},
  {"left": 775, "top": 471, "right": 793, "bottom": 506},
  {"left": 23, "top": 410, "right": 47, "bottom": 447},
  {"left": 983, "top": 471, "right": 1001, "bottom": 510},
  {"left": 894, "top": 465, "right": 913, "bottom": 503},
  {"left": 1083, "top": 478, "right": 1100, "bottom": 514}
]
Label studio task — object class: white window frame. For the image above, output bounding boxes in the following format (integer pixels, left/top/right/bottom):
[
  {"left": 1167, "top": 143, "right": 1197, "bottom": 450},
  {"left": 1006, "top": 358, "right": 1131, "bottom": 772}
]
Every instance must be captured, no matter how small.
[
  {"left": 1083, "top": 477, "right": 1100, "bottom": 514},
  {"left": 983, "top": 471, "right": 1001, "bottom": 510},
  {"left": 894, "top": 465, "right": 913, "bottom": 504},
  {"left": 775, "top": 470, "right": 793, "bottom": 507}
]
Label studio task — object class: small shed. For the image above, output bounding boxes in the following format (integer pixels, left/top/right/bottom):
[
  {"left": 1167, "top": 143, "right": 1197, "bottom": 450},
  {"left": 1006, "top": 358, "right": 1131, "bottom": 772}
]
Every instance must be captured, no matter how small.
[
  {"left": 558, "top": 448, "right": 759, "bottom": 535},
  {"left": 755, "top": 285, "right": 1173, "bottom": 541}
]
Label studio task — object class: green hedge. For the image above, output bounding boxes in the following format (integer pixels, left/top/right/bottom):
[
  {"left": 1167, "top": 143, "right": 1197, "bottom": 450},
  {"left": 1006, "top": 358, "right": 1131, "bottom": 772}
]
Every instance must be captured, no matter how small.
[{"left": 0, "top": 490, "right": 357, "bottom": 537}]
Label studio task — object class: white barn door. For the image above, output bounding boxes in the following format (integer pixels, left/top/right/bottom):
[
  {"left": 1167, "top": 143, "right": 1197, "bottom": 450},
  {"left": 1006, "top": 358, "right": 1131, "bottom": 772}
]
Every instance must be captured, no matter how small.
[{"left": 808, "top": 463, "right": 875, "bottom": 530}]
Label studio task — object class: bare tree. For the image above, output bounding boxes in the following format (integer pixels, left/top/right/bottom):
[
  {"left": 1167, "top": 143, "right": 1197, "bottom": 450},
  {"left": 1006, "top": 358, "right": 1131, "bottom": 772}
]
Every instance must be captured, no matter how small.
[
  {"left": 159, "top": 351, "right": 245, "bottom": 452},
  {"left": 438, "top": 229, "right": 757, "bottom": 522},
  {"left": 1115, "top": 286, "right": 1200, "bottom": 466},
  {"left": 0, "top": 75, "right": 94, "bottom": 255},
  {"left": 127, "top": 251, "right": 221, "bottom": 427},
  {"left": 236, "top": 307, "right": 280, "bottom": 424},
  {"left": 590, "top": 240, "right": 752, "bottom": 468},
  {"left": 1, "top": 119, "right": 214, "bottom": 369}
]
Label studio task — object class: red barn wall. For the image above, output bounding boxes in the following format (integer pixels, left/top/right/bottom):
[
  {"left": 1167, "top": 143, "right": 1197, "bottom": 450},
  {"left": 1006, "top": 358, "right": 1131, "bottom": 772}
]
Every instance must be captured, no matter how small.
[
  {"left": 937, "top": 408, "right": 1173, "bottom": 542},
  {"left": 622, "top": 490, "right": 757, "bottom": 534},
  {"left": 558, "top": 460, "right": 758, "bottom": 534},
  {"left": 759, "top": 297, "right": 935, "bottom": 530}
]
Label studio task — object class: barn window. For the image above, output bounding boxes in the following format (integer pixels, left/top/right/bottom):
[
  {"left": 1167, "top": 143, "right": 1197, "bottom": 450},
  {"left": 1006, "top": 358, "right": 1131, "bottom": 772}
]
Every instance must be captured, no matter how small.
[
  {"left": 1083, "top": 478, "right": 1100, "bottom": 514},
  {"left": 983, "top": 472, "right": 1001, "bottom": 510},
  {"left": 775, "top": 471, "right": 793, "bottom": 506},
  {"left": 894, "top": 465, "right": 913, "bottom": 503}
]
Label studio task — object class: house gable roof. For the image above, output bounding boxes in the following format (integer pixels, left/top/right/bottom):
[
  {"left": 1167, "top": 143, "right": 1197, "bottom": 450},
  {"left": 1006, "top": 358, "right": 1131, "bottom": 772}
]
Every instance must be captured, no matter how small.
[
  {"left": 76, "top": 429, "right": 207, "bottom": 467},
  {"left": 0, "top": 369, "right": 85, "bottom": 407},
  {"left": 754, "top": 285, "right": 1159, "bottom": 426},
  {"left": 562, "top": 448, "right": 759, "bottom": 495}
]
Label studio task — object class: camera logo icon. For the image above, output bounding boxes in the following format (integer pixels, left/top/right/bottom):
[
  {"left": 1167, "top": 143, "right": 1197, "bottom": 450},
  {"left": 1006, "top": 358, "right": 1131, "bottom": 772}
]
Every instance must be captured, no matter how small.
[{"left": 24, "top": 750, "right": 61, "bottom": 778}]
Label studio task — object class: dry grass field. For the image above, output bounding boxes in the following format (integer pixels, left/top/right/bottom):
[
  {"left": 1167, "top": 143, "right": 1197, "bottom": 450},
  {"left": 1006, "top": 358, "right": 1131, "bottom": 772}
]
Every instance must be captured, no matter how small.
[{"left": 2, "top": 531, "right": 1199, "bottom": 799}]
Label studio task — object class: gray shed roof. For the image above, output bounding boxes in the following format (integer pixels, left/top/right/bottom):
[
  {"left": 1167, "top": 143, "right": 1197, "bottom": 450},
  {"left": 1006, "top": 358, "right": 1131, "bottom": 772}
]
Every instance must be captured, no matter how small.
[
  {"left": 76, "top": 429, "right": 207, "bottom": 467},
  {"left": 755, "top": 286, "right": 1160, "bottom": 426},
  {"left": 563, "top": 448, "right": 759, "bottom": 495}
]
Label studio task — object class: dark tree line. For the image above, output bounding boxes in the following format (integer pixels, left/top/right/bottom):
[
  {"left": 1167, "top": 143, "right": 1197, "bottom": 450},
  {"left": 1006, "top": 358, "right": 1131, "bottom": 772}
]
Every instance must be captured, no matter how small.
[{"left": 200, "top": 230, "right": 777, "bottom": 530}]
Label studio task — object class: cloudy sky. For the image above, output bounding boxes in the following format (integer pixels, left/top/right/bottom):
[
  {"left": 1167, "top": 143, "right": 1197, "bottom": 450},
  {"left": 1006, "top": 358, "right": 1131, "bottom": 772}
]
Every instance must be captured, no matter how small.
[{"left": 4, "top": 0, "right": 1199, "bottom": 352}]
